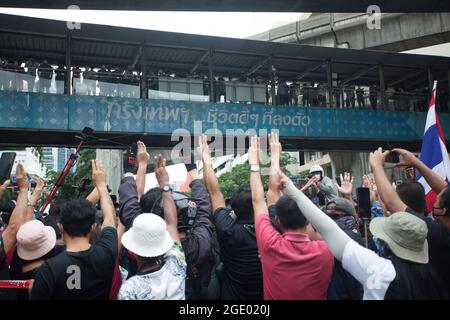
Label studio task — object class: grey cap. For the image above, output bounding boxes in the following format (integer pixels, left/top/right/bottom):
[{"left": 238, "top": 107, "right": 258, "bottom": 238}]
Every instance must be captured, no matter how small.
[
  {"left": 326, "top": 197, "right": 356, "bottom": 217},
  {"left": 370, "top": 212, "right": 428, "bottom": 264}
]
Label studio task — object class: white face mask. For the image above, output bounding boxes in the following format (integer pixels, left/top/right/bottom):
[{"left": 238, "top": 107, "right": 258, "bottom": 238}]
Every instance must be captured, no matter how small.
[{"left": 314, "top": 174, "right": 322, "bottom": 181}]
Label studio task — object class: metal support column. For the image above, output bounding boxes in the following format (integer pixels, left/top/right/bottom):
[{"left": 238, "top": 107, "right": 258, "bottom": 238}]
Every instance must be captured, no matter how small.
[
  {"left": 140, "top": 54, "right": 147, "bottom": 99},
  {"left": 65, "top": 31, "right": 72, "bottom": 95},
  {"left": 208, "top": 48, "right": 215, "bottom": 103},
  {"left": 327, "top": 60, "right": 333, "bottom": 107},
  {"left": 379, "top": 64, "right": 386, "bottom": 110},
  {"left": 269, "top": 56, "right": 276, "bottom": 105}
]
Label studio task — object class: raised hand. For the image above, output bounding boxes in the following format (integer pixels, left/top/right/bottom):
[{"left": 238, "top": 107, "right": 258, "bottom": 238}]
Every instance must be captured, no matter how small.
[
  {"left": 336, "top": 172, "right": 354, "bottom": 196},
  {"left": 16, "top": 164, "right": 29, "bottom": 191},
  {"left": 269, "top": 132, "right": 282, "bottom": 157},
  {"left": 0, "top": 179, "right": 10, "bottom": 199},
  {"left": 248, "top": 135, "right": 261, "bottom": 166},
  {"left": 197, "top": 135, "right": 212, "bottom": 165},
  {"left": 392, "top": 148, "right": 419, "bottom": 168},
  {"left": 369, "top": 147, "right": 389, "bottom": 168},
  {"left": 29, "top": 179, "right": 45, "bottom": 206},
  {"left": 136, "top": 140, "right": 150, "bottom": 164},
  {"left": 154, "top": 154, "right": 170, "bottom": 186},
  {"left": 91, "top": 160, "right": 107, "bottom": 189},
  {"left": 305, "top": 176, "right": 319, "bottom": 189},
  {"left": 362, "top": 174, "right": 370, "bottom": 188}
]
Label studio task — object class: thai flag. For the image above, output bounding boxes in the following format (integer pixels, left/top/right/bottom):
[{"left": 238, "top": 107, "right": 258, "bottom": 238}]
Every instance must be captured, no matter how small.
[{"left": 417, "top": 81, "right": 450, "bottom": 213}]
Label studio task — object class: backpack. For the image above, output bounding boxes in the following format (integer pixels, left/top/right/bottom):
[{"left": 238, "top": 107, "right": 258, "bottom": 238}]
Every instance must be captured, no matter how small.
[{"left": 188, "top": 234, "right": 223, "bottom": 300}]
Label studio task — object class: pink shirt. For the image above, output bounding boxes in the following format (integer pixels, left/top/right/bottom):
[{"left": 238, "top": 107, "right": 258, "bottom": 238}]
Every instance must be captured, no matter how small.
[{"left": 256, "top": 215, "right": 334, "bottom": 300}]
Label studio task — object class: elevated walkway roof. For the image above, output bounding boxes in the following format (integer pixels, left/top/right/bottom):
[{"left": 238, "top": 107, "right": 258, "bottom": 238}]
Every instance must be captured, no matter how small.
[{"left": 1, "top": 15, "right": 450, "bottom": 88}]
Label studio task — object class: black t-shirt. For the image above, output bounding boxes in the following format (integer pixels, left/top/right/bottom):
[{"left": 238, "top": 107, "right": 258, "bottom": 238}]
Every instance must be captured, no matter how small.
[
  {"left": 213, "top": 208, "right": 263, "bottom": 300},
  {"left": 30, "top": 227, "right": 118, "bottom": 300},
  {"left": 10, "top": 244, "right": 66, "bottom": 300},
  {"left": 0, "top": 237, "right": 17, "bottom": 300},
  {"left": 406, "top": 207, "right": 450, "bottom": 293},
  {"left": 425, "top": 217, "right": 450, "bottom": 293}
]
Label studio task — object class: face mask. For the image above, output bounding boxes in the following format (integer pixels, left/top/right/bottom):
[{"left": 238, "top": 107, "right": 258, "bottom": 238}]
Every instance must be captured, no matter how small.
[{"left": 314, "top": 174, "right": 322, "bottom": 181}]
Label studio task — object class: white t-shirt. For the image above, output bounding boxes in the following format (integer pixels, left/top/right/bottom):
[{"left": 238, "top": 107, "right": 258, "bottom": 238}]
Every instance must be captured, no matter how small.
[
  {"left": 342, "top": 239, "right": 396, "bottom": 300},
  {"left": 118, "top": 243, "right": 187, "bottom": 300}
]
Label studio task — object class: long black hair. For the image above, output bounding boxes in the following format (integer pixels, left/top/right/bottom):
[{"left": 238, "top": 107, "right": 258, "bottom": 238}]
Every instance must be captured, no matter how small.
[{"left": 384, "top": 256, "right": 448, "bottom": 300}]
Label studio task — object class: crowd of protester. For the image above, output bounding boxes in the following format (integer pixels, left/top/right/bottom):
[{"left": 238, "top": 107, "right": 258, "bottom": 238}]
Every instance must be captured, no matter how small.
[
  {"left": 1, "top": 57, "right": 448, "bottom": 112},
  {"left": 0, "top": 134, "right": 449, "bottom": 300}
]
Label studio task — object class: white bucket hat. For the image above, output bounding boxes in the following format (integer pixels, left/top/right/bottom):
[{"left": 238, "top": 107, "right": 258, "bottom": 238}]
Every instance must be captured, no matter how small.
[{"left": 121, "top": 213, "right": 174, "bottom": 258}]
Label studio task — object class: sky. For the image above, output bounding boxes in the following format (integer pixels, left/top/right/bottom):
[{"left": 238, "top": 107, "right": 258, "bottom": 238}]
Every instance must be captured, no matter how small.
[
  {"left": 1, "top": 8, "right": 449, "bottom": 56},
  {"left": 402, "top": 42, "right": 450, "bottom": 57},
  {"left": 0, "top": 8, "right": 310, "bottom": 39}
]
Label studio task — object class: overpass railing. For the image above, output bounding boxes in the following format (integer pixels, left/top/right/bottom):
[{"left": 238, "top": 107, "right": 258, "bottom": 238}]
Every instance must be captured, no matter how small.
[{"left": 1, "top": 67, "right": 448, "bottom": 113}]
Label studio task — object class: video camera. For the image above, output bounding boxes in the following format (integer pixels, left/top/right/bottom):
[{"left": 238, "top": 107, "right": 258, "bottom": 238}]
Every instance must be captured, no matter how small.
[{"left": 151, "top": 190, "right": 199, "bottom": 233}]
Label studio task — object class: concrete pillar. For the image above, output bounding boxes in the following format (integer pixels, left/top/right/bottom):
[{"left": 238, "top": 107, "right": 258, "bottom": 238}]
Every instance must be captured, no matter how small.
[{"left": 329, "top": 151, "right": 370, "bottom": 197}]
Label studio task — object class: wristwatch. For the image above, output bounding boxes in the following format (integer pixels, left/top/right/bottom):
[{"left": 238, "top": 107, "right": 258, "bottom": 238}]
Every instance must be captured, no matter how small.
[
  {"left": 250, "top": 164, "right": 260, "bottom": 172},
  {"left": 161, "top": 185, "right": 172, "bottom": 193}
]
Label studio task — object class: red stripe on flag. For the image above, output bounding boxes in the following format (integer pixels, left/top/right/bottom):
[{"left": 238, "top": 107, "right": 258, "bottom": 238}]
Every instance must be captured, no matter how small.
[
  {"left": 426, "top": 191, "right": 437, "bottom": 215},
  {"left": 429, "top": 89, "right": 436, "bottom": 108}
]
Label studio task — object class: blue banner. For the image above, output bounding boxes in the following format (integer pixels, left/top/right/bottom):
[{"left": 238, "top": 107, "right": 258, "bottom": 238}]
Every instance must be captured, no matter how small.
[{"left": 1, "top": 91, "right": 448, "bottom": 141}]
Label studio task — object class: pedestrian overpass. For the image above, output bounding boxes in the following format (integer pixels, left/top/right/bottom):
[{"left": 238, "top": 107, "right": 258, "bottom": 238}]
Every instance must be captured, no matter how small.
[
  {"left": 1, "top": 14, "right": 450, "bottom": 151},
  {"left": 1, "top": 90, "right": 449, "bottom": 151}
]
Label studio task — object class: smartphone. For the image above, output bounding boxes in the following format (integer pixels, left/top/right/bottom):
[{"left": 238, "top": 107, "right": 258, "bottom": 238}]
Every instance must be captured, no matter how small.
[
  {"left": 385, "top": 151, "right": 400, "bottom": 164},
  {"left": 356, "top": 187, "right": 371, "bottom": 220},
  {"left": 0, "top": 152, "right": 16, "bottom": 184},
  {"left": 335, "top": 177, "right": 342, "bottom": 187}
]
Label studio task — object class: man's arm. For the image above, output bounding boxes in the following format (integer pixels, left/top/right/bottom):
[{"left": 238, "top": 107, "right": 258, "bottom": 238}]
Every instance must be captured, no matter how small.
[
  {"left": 154, "top": 154, "right": 180, "bottom": 243},
  {"left": 369, "top": 148, "right": 407, "bottom": 213},
  {"left": 249, "top": 136, "right": 268, "bottom": 218},
  {"left": 2, "top": 164, "right": 29, "bottom": 253},
  {"left": 197, "top": 135, "right": 225, "bottom": 213},
  {"left": 393, "top": 148, "right": 448, "bottom": 193},
  {"left": 26, "top": 178, "right": 45, "bottom": 221},
  {"left": 118, "top": 174, "right": 143, "bottom": 229},
  {"left": 86, "top": 187, "right": 100, "bottom": 205},
  {"left": 92, "top": 160, "right": 116, "bottom": 229},
  {"left": 267, "top": 133, "right": 282, "bottom": 207},
  {"left": 182, "top": 168, "right": 214, "bottom": 265},
  {"left": 136, "top": 140, "right": 150, "bottom": 198}
]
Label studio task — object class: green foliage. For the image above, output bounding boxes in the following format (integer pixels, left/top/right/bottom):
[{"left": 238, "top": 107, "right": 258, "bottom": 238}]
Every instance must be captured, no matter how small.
[
  {"left": 218, "top": 152, "right": 298, "bottom": 198},
  {"left": 38, "top": 149, "right": 97, "bottom": 207},
  {"left": 299, "top": 170, "right": 310, "bottom": 178}
]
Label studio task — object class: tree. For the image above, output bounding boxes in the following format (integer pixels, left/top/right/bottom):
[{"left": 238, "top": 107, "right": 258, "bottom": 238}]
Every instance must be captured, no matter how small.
[
  {"left": 218, "top": 152, "right": 297, "bottom": 198},
  {"left": 38, "top": 149, "right": 97, "bottom": 207}
]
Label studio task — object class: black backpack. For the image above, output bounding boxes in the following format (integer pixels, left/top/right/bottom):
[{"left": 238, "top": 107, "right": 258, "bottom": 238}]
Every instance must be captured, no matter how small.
[{"left": 187, "top": 234, "right": 223, "bottom": 300}]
